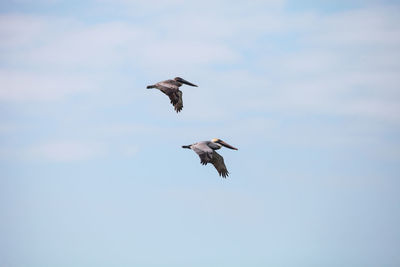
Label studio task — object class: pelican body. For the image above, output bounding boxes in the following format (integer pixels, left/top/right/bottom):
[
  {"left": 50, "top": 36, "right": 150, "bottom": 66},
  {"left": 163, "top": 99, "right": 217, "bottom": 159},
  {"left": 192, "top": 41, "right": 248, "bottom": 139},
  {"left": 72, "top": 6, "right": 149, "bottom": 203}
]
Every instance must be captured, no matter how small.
[
  {"left": 147, "top": 77, "right": 198, "bottom": 113},
  {"left": 182, "top": 138, "right": 238, "bottom": 178}
]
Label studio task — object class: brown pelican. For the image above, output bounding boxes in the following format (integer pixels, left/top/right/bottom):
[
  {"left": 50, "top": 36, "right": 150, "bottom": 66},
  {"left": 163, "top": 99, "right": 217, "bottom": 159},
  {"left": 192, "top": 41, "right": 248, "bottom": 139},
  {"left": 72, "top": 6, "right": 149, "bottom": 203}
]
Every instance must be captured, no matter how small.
[
  {"left": 182, "top": 138, "right": 238, "bottom": 178},
  {"left": 147, "top": 77, "right": 198, "bottom": 113}
]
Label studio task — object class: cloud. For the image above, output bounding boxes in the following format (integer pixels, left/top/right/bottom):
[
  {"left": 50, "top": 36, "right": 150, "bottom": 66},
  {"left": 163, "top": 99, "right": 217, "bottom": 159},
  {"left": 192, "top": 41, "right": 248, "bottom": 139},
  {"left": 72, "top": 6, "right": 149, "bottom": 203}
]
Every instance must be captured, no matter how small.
[
  {"left": 1, "top": 4, "right": 399, "bottom": 123},
  {"left": 247, "top": 7, "right": 400, "bottom": 123},
  {"left": 307, "top": 6, "right": 400, "bottom": 47},
  {"left": 0, "top": 70, "right": 95, "bottom": 102},
  {"left": 25, "top": 141, "right": 105, "bottom": 162},
  {"left": 0, "top": 14, "right": 46, "bottom": 48},
  {"left": 0, "top": 14, "right": 240, "bottom": 71},
  {"left": 0, "top": 136, "right": 140, "bottom": 162},
  {"left": 94, "top": 0, "right": 285, "bottom": 11}
]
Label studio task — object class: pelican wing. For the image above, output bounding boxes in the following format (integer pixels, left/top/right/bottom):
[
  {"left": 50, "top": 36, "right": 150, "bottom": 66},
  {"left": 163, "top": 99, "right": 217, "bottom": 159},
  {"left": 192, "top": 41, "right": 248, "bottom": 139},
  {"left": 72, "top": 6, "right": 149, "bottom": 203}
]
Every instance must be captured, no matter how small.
[
  {"left": 157, "top": 85, "right": 183, "bottom": 113},
  {"left": 192, "top": 143, "right": 213, "bottom": 165},
  {"left": 166, "top": 90, "right": 183, "bottom": 113},
  {"left": 210, "top": 151, "right": 229, "bottom": 178},
  {"left": 172, "top": 90, "right": 183, "bottom": 113}
]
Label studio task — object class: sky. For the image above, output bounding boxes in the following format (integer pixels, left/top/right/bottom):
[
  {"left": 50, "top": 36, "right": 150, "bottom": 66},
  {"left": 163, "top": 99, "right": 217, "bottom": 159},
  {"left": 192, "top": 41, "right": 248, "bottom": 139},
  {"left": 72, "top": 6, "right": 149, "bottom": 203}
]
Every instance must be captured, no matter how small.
[{"left": 1, "top": 0, "right": 400, "bottom": 266}]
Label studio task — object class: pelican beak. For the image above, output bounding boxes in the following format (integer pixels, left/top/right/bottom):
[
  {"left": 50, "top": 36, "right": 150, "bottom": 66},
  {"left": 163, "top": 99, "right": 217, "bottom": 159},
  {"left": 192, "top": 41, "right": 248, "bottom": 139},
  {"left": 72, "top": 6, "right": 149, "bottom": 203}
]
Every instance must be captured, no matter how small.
[
  {"left": 218, "top": 140, "right": 238, "bottom": 150},
  {"left": 177, "top": 78, "right": 198, "bottom": 87}
]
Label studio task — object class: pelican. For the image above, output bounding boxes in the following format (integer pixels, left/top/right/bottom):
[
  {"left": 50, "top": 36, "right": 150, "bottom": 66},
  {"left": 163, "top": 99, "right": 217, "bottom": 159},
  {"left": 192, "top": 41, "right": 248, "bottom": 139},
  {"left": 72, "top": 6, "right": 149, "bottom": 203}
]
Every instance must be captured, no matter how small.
[
  {"left": 146, "top": 77, "right": 198, "bottom": 113},
  {"left": 182, "top": 138, "right": 238, "bottom": 178}
]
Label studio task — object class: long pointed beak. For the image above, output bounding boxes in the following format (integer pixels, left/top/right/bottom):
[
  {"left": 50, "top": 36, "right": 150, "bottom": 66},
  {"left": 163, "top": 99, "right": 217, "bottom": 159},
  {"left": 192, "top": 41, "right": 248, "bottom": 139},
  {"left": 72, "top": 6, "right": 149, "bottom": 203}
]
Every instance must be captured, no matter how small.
[
  {"left": 219, "top": 141, "right": 238, "bottom": 150},
  {"left": 179, "top": 78, "right": 198, "bottom": 87}
]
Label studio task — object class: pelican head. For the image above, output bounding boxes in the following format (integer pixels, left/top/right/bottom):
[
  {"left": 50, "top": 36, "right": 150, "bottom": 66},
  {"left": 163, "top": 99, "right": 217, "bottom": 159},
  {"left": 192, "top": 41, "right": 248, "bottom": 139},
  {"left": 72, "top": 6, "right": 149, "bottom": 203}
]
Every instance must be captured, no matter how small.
[
  {"left": 174, "top": 77, "right": 198, "bottom": 87},
  {"left": 211, "top": 138, "right": 238, "bottom": 150}
]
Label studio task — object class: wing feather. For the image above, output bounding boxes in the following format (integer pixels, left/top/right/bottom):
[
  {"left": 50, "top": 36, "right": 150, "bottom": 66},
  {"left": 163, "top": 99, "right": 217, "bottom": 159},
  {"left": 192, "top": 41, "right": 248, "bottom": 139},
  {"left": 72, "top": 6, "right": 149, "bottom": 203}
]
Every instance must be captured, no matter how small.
[
  {"left": 210, "top": 151, "right": 229, "bottom": 178},
  {"left": 157, "top": 85, "right": 183, "bottom": 113},
  {"left": 190, "top": 143, "right": 230, "bottom": 178},
  {"left": 171, "top": 90, "right": 183, "bottom": 113}
]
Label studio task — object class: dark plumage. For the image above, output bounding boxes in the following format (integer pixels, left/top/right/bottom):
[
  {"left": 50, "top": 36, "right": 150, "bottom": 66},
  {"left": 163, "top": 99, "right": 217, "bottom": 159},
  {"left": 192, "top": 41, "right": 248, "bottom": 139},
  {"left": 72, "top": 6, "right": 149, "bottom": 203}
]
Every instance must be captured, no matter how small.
[{"left": 147, "top": 77, "right": 198, "bottom": 113}]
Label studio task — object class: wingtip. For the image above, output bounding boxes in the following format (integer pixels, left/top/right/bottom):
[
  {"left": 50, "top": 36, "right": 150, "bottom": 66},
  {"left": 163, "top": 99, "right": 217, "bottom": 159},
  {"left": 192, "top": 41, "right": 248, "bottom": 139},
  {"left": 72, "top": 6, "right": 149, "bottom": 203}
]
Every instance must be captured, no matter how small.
[
  {"left": 173, "top": 105, "right": 183, "bottom": 113},
  {"left": 219, "top": 171, "right": 229, "bottom": 178}
]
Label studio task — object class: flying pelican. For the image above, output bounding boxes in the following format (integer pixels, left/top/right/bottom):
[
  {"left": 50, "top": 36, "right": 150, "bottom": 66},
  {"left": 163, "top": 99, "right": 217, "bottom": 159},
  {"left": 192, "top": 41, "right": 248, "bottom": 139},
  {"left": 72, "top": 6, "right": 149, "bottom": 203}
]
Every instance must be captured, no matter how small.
[
  {"left": 146, "top": 77, "right": 198, "bottom": 113},
  {"left": 182, "top": 138, "right": 238, "bottom": 178}
]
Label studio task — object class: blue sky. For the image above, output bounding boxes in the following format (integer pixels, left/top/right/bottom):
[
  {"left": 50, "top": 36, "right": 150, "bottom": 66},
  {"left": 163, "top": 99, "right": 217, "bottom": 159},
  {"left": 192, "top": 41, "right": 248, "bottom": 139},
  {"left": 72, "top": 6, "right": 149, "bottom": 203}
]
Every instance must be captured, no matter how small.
[{"left": 1, "top": 0, "right": 400, "bottom": 266}]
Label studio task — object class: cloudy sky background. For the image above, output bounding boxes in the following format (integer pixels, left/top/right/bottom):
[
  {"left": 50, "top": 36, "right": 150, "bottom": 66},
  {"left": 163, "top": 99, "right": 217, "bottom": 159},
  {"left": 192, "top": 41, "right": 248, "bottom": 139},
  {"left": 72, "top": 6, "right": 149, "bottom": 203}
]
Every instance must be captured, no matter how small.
[{"left": 1, "top": 0, "right": 400, "bottom": 266}]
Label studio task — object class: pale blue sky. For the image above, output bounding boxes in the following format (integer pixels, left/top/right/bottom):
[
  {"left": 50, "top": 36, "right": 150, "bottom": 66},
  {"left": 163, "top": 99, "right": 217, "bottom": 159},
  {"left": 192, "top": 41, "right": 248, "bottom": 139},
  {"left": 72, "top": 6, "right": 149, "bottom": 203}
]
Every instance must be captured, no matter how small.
[{"left": 1, "top": 0, "right": 400, "bottom": 266}]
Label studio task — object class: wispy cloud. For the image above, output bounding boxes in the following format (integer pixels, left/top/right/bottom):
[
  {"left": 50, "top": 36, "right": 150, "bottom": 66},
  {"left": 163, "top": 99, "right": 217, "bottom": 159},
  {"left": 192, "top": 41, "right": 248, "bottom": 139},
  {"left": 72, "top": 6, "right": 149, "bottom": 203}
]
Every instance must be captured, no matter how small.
[
  {"left": 2, "top": 5, "right": 399, "bottom": 118},
  {"left": 1, "top": 2, "right": 400, "bottom": 267},
  {"left": 0, "top": 70, "right": 95, "bottom": 101},
  {"left": 0, "top": 2, "right": 399, "bottom": 163},
  {"left": 25, "top": 140, "right": 105, "bottom": 162}
]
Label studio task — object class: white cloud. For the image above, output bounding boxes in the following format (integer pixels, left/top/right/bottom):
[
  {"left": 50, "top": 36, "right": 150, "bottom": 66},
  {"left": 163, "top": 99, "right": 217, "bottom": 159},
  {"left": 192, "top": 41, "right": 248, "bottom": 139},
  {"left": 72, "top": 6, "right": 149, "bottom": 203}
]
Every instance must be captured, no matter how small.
[
  {"left": 94, "top": 0, "right": 285, "bottom": 11},
  {"left": 0, "top": 14, "right": 46, "bottom": 48},
  {"left": 0, "top": 4, "right": 399, "bottom": 123},
  {"left": 26, "top": 141, "right": 105, "bottom": 162},
  {"left": 308, "top": 7, "right": 400, "bottom": 47},
  {"left": 0, "top": 70, "right": 95, "bottom": 101},
  {"left": 0, "top": 14, "right": 241, "bottom": 71},
  {"left": 247, "top": 7, "right": 400, "bottom": 123}
]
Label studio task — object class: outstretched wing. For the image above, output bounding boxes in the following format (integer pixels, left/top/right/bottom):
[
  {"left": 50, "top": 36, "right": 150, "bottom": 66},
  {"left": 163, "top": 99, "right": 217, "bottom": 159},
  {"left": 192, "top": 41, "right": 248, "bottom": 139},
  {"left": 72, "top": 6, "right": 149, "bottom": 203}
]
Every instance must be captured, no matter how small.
[
  {"left": 191, "top": 143, "right": 213, "bottom": 165},
  {"left": 210, "top": 151, "right": 229, "bottom": 178},
  {"left": 157, "top": 85, "right": 183, "bottom": 113},
  {"left": 169, "top": 90, "right": 183, "bottom": 113}
]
